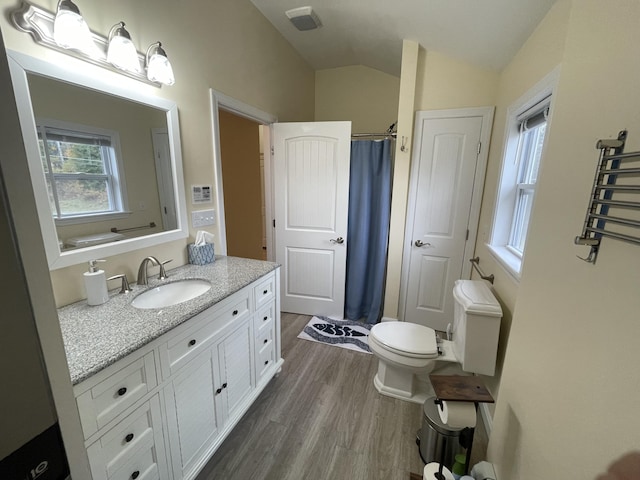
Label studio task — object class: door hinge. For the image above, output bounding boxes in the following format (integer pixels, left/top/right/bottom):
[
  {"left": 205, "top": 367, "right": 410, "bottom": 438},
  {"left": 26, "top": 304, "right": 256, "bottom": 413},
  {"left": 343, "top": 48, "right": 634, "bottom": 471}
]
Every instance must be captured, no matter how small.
[
  {"left": 466, "top": 229, "right": 469, "bottom": 241},
  {"left": 273, "top": 219, "right": 276, "bottom": 228},
  {"left": 271, "top": 146, "right": 274, "bottom": 155},
  {"left": 477, "top": 142, "right": 481, "bottom": 155}
]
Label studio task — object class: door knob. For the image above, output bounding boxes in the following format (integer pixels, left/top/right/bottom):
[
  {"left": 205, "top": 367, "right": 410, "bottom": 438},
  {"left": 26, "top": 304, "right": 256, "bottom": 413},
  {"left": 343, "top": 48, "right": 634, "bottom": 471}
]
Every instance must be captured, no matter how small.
[
  {"left": 414, "top": 240, "right": 431, "bottom": 247},
  {"left": 330, "top": 237, "right": 344, "bottom": 244}
]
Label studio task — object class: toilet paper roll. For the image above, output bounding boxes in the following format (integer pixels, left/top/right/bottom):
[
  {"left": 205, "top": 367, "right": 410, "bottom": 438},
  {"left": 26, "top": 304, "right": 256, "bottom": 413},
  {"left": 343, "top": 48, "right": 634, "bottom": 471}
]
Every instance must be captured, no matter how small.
[
  {"left": 437, "top": 400, "right": 477, "bottom": 429},
  {"left": 424, "top": 462, "right": 454, "bottom": 480}
]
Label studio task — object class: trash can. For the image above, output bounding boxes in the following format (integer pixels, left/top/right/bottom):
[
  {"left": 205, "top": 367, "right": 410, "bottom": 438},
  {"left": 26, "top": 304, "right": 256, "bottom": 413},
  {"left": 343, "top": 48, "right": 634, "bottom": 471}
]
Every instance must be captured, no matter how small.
[{"left": 417, "top": 396, "right": 465, "bottom": 468}]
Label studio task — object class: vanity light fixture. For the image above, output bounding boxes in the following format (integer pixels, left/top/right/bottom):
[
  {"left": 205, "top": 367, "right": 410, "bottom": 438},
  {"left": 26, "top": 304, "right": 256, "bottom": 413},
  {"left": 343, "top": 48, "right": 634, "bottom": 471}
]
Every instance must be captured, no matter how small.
[
  {"left": 52, "top": 0, "right": 99, "bottom": 57},
  {"left": 107, "top": 22, "right": 142, "bottom": 73},
  {"left": 145, "top": 42, "right": 175, "bottom": 86},
  {"left": 11, "top": 0, "right": 170, "bottom": 86}
]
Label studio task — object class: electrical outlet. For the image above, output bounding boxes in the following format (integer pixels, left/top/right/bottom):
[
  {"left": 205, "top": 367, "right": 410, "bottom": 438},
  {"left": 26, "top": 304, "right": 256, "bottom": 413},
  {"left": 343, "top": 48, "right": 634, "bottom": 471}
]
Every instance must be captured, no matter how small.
[{"left": 192, "top": 209, "right": 216, "bottom": 227}]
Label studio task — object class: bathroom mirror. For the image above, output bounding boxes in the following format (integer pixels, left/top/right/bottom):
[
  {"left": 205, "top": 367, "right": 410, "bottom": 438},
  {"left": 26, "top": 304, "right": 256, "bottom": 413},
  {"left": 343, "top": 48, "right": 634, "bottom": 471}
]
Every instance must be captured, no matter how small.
[{"left": 7, "top": 51, "right": 188, "bottom": 270}]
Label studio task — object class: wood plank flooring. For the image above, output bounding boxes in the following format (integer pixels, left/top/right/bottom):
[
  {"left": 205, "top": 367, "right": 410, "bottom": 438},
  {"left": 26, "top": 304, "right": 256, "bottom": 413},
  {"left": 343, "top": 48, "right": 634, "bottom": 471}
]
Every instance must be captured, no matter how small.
[{"left": 196, "top": 313, "right": 487, "bottom": 480}]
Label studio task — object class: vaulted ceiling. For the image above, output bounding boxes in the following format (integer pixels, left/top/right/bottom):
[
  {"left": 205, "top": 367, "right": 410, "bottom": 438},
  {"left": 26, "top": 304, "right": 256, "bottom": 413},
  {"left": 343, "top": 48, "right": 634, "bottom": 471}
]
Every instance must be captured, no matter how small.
[{"left": 251, "top": 0, "right": 558, "bottom": 76}]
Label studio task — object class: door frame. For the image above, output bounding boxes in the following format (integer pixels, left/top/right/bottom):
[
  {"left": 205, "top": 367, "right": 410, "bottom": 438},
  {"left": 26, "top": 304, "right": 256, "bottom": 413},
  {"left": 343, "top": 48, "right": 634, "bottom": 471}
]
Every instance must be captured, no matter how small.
[
  {"left": 398, "top": 106, "right": 494, "bottom": 322},
  {"left": 209, "top": 89, "right": 277, "bottom": 257}
]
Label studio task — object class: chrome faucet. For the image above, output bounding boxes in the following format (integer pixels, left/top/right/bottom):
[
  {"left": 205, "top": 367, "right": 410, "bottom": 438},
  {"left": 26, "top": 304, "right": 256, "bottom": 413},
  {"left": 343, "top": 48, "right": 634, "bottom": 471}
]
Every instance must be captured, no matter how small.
[{"left": 137, "top": 256, "right": 161, "bottom": 286}]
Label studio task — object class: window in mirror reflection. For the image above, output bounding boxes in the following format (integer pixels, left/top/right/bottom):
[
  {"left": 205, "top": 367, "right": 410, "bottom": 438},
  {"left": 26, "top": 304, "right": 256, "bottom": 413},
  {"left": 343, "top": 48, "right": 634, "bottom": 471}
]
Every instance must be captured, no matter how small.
[{"left": 36, "top": 120, "right": 128, "bottom": 223}]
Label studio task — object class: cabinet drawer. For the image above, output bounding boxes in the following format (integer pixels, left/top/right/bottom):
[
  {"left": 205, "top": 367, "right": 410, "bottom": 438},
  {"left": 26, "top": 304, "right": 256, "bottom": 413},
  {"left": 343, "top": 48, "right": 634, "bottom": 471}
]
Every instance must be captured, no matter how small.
[
  {"left": 255, "top": 318, "right": 274, "bottom": 349},
  {"left": 256, "top": 341, "right": 275, "bottom": 382},
  {"left": 77, "top": 352, "right": 157, "bottom": 439},
  {"left": 162, "top": 292, "right": 250, "bottom": 378},
  {"left": 254, "top": 302, "right": 274, "bottom": 337},
  {"left": 87, "top": 395, "right": 167, "bottom": 480},
  {"left": 254, "top": 274, "right": 275, "bottom": 310},
  {"left": 109, "top": 446, "right": 159, "bottom": 480}
]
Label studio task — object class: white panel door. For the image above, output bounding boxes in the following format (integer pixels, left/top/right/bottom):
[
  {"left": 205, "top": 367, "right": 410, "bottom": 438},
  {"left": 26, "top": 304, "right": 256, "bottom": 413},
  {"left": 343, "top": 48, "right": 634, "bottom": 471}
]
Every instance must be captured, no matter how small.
[
  {"left": 403, "top": 110, "right": 490, "bottom": 331},
  {"left": 273, "top": 122, "right": 351, "bottom": 316},
  {"left": 151, "top": 129, "right": 177, "bottom": 230}
]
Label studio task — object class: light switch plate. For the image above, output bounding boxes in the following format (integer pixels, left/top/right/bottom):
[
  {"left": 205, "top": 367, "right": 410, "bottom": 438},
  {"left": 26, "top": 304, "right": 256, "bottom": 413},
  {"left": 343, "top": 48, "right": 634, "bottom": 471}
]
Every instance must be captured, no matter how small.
[{"left": 192, "top": 209, "right": 216, "bottom": 227}]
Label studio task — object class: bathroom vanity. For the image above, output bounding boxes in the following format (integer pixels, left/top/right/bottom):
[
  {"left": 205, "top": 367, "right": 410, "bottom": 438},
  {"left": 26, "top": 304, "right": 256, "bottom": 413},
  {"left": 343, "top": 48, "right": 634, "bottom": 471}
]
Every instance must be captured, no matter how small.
[{"left": 57, "top": 256, "right": 282, "bottom": 480}]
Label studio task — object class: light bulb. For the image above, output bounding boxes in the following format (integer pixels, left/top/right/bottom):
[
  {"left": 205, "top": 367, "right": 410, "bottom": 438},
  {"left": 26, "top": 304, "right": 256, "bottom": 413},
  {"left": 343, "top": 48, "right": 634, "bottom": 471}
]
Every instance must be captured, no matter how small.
[
  {"left": 107, "top": 22, "right": 141, "bottom": 73},
  {"left": 146, "top": 43, "right": 175, "bottom": 86},
  {"left": 52, "top": 0, "right": 100, "bottom": 58}
]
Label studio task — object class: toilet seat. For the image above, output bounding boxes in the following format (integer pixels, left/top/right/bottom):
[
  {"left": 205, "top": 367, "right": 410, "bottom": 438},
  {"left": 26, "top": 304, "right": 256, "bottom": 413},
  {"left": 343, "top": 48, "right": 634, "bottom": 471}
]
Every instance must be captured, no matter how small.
[{"left": 370, "top": 322, "right": 439, "bottom": 359}]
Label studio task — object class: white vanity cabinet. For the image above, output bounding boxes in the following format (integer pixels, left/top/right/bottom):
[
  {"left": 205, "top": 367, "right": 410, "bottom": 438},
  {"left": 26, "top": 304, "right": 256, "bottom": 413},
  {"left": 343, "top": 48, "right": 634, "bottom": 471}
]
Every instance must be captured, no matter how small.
[
  {"left": 163, "top": 315, "right": 254, "bottom": 480},
  {"left": 74, "top": 354, "right": 169, "bottom": 480},
  {"left": 71, "top": 269, "right": 281, "bottom": 480}
]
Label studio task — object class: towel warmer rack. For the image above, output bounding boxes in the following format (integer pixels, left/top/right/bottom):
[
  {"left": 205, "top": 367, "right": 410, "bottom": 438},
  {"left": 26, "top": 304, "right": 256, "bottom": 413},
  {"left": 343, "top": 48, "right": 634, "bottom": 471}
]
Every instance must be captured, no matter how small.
[{"left": 575, "top": 130, "right": 640, "bottom": 263}]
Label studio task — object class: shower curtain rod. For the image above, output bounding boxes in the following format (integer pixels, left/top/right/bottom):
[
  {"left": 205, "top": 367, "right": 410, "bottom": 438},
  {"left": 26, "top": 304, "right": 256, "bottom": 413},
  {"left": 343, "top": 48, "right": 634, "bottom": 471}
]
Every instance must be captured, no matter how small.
[{"left": 351, "top": 132, "right": 397, "bottom": 138}]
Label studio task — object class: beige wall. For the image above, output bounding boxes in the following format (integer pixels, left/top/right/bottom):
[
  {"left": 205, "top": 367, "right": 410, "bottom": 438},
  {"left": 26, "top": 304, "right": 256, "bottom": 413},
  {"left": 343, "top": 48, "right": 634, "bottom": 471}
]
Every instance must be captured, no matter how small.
[
  {"left": 486, "top": 1, "right": 640, "bottom": 477},
  {"left": 315, "top": 65, "right": 400, "bottom": 133},
  {"left": 415, "top": 49, "right": 499, "bottom": 111},
  {"left": 384, "top": 45, "right": 500, "bottom": 318},
  {"left": 219, "top": 109, "right": 264, "bottom": 260},
  {"left": 473, "top": 0, "right": 571, "bottom": 412},
  {"left": 384, "top": 40, "right": 419, "bottom": 318},
  {"left": 0, "top": 47, "right": 57, "bottom": 458},
  {"left": 0, "top": 28, "right": 90, "bottom": 475},
  {"left": 0, "top": 0, "right": 315, "bottom": 306},
  {"left": 0, "top": 188, "right": 57, "bottom": 459}
]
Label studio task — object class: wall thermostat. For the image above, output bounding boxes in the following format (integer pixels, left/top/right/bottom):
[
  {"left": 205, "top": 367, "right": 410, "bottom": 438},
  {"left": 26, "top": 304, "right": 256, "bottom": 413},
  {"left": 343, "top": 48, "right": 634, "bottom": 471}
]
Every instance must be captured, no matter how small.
[{"left": 192, "top": 185, "right": 212, "bottom": 204}]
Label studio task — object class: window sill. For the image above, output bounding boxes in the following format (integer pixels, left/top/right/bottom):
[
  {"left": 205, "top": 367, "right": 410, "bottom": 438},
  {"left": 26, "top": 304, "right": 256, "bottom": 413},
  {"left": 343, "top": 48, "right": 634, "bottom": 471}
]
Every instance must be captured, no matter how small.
[
  {"left": 486, "top": 244, "right": 522, "bottom": 282},
  {"left": 54, "top": 211, "right": 132, "bottom": 226}
]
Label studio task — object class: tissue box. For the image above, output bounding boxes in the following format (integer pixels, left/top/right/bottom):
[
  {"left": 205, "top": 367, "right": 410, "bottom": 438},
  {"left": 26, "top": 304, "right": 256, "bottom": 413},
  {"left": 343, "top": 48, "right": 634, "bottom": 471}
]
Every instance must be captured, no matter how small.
[{"left": 187, "top": 243, "right": 215, "bottom": 265}]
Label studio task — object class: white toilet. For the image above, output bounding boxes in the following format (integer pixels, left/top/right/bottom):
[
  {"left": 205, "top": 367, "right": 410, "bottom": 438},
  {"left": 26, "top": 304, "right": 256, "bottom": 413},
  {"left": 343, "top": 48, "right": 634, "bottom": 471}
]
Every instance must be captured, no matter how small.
[{"left": 369, "top": 279, "right": 502, "bottom": 404}]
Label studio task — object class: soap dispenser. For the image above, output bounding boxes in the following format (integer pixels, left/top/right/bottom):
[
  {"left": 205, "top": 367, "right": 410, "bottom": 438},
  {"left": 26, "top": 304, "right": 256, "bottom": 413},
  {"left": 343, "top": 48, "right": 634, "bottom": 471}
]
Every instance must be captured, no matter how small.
[{"left": 84, "top": 259, "right": 109, "bottom": 306}]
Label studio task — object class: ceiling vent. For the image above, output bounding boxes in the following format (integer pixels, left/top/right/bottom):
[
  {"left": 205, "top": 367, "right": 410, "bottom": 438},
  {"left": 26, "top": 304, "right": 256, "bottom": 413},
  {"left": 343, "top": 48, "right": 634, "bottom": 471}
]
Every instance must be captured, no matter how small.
[{"left": 285, "top": 6, "right": 322, "bottom": 31}]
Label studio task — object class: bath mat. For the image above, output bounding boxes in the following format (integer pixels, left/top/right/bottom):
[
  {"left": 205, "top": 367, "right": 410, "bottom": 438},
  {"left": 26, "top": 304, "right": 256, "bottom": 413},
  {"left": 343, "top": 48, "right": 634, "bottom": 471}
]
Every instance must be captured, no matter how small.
[{"left": 297, "top": 316, "right": 372, "bottom": 354}]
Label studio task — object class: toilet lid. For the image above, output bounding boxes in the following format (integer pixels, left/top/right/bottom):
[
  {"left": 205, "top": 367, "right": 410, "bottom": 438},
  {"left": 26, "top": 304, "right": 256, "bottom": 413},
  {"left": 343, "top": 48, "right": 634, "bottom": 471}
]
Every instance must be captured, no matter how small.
[{"left": 370, "top": 322, "right": 438, "bottom": 357}]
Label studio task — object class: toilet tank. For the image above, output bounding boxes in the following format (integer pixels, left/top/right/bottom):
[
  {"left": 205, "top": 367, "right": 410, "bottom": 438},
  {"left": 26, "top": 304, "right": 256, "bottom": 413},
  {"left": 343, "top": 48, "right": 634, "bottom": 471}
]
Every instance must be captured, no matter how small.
[{"left": 452, "top": 280, "right": 502, "bottom": 376}]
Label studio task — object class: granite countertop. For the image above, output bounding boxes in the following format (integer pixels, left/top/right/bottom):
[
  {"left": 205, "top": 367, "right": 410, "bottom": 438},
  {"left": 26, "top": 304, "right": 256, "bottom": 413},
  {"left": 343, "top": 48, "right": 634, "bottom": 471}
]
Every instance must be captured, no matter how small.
[{"left": 57, "top": 256, "right": 279, "bottom": 385}]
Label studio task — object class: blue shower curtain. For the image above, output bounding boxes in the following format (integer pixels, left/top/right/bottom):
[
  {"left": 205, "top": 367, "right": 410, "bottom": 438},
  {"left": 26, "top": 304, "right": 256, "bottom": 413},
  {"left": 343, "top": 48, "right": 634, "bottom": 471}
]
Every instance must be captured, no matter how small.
[{"left": 344, "top": 139, "right": 393, "bottom": 324}]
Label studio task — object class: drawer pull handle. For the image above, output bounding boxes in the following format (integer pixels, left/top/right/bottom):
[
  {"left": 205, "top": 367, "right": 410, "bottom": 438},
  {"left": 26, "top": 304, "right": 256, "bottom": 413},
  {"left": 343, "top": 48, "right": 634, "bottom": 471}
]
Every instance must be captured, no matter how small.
[
  {"left": 263, "top": 339, "right": 268, "bottom": 344},
  {"left": 216, "top": 387, "right": 222, "bottom": 394},
  {"left": 222, "top": 382, "right": 228, "bottom": 389},
  {"left": 232, "top": 309, "right": 238, "bottom": 315},
  {"left": 117, "top": 387, "right": 127, "bottom": 397},
  {"left": 188, "top": 339, "right": 196, "bottom": 347},
  {"left": 125, "top": 433, "right": 134, "bottom": 443},
  {"left": 131, "top": 471, "right": 140, "bottom": 480},
  {"left": 263, "top": 289, "right": 268, "bottom": 295},
  {"left": 264, "top": 360, "right": 269, "bottom": 365}
]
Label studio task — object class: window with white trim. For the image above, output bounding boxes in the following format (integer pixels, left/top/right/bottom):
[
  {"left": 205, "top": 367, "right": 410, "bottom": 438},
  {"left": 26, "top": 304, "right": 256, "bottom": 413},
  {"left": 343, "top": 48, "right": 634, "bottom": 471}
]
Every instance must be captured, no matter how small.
[
  {"left": 508, "top": 106, "right": 547, "bottom": 256},
  {"left": 488, "top": 70, "right": 557, "bottom": 279},
  {"left": 36, "top": 121, "right": 128, "bottom": 224}
]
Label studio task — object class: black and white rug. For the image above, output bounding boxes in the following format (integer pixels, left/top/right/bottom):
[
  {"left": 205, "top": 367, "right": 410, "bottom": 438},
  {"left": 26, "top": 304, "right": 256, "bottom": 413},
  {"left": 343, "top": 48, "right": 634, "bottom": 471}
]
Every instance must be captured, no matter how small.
[{"left": 297, "top": 316, "right": 372, "bottom": 354}]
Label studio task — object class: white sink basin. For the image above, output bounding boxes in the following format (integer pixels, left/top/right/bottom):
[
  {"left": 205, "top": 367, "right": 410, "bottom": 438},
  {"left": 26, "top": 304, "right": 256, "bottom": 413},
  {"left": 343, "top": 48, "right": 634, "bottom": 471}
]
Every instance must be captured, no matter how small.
[{"left": 131, "top": 279, "right": 212, "bottom": 309}]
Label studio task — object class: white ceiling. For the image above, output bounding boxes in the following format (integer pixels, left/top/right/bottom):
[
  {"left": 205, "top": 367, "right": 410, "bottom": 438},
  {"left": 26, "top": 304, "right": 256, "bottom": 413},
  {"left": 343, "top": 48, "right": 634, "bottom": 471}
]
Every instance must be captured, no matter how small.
[{"left": 250, "top": 0, "right": 557, "bottom": 76}]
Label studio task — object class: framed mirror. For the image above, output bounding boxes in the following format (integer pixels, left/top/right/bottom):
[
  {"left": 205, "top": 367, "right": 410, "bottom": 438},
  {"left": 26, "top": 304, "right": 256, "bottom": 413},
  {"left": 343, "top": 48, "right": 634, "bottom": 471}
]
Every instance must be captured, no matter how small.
[{"left": 7, "top": 51, "right": 188, "bottom": 270}]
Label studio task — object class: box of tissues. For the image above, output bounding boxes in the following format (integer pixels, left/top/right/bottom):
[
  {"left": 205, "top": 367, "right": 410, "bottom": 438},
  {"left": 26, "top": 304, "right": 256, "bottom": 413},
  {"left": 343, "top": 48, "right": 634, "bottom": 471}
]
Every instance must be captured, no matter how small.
[{"left": 188, "top": 231, "right": 215, "bottom": 265}]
